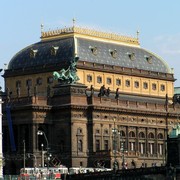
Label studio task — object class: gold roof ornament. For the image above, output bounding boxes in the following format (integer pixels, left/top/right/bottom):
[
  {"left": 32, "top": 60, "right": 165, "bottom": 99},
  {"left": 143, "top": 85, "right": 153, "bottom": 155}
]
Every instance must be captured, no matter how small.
[
  {"left": 41, "top": 25, "right": 140, "bottom": 46},
  {"left": 72, "top": 18, "right": 76, "bottom": 27},
  {"left": 41, "top": 23, "right": 44, "bottom": 33},
  {"left": 136, "top": 30, "right": 140, "bottom": 40}
]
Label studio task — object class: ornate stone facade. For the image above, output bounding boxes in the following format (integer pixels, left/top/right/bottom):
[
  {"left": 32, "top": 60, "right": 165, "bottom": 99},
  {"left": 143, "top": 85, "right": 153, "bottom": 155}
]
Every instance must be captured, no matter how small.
[{"left": 2, "top": 25, "right": 180, "bottom": 174}]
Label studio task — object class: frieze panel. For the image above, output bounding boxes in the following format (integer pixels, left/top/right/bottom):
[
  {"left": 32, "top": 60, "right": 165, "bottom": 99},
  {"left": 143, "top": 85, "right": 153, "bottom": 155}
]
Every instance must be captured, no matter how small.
[
  {"left": 33, "top": 112, "right": 47, "bottom": 119},
  {"left": 72, "top": 112, "right": 84, "bottom": 119},
  {"left": 138, "top": 127, "right": 145, "bottom": 131},
  {"left": 148, "top": 128, "right": 155, "bottom": 133},
  {"left": 138, "top": 117, "right": 148, "bottom": 124},
  {"left": 53, "top": 85, "right": 86, "bottom": 96},
  {"left": 70, "top": 88, "right": 85, "bottom": 94},
  {"left": 93, "top": 113, "right": 100, "bottom": 119},
  {"left": 148, "top": 119, "right": 156, "bottom": 124},
  {"left": 157, "top": 119, "right": 164, "bottom": 125},
  {"left": 128, "top": 116, "right": 137, "bottom": 122},
  {"left": 128, "top": 126, "right": 136, "bottom": 130},
  {"left": 53, "top": 87, "right": 70, "bottom": 96}
]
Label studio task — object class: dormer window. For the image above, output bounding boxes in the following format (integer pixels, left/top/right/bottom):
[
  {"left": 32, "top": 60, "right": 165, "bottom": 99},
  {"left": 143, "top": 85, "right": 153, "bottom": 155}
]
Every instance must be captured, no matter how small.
[
  {"left": 127, "top": 52, "right": 135, "bottom": 60},
  {"left": 51, "top": 46, "right": 59, "bottom": 56},
  {"left": 89, "top": 46, "right": 97, "bottom": 55},
  {"left": 109, "top": 49, "right": 117, "bottom": 58},
  {"left": 30, "top": 49, "right": 38, "bottom": 58},
  {"left": 145, "top": 55, "right": 152, "bottom": 64}
]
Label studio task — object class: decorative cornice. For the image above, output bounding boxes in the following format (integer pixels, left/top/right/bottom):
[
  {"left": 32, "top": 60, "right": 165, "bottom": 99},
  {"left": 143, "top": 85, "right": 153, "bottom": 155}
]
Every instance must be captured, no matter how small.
[{"left": 41, "top": 26, "right": 139, "bottom": 45}]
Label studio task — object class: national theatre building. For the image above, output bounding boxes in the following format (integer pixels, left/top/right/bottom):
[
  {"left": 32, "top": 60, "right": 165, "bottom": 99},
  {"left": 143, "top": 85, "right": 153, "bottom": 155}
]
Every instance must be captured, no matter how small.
[{"left": 2, "top": 24, "right": 180, "bottom": 174}]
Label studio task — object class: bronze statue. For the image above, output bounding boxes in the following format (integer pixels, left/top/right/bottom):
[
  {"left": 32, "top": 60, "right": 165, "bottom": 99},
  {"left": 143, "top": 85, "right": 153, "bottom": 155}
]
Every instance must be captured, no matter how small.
[{"left": 53, "top": 56, "right": 79, "bottom": 84}]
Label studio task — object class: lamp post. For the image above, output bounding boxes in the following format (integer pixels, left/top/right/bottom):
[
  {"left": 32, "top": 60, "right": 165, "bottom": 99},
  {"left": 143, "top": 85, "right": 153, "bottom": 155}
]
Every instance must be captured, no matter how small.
[
  {"left": 120, "top": 132, "right": 125, "bottom": 169},
  {"left": 112, "top": 119, "right": 119, "bottom": 171},
  {"left": 23, "top": 140, "right": 26, "bottom": 173},
  {"left": 37, "top": 130, "right": 50, "bottom": 171},
  {"left": 41, "top": 144, "right": 44, "bottom": 167},
  {"left": 119, "top": 131, "right": 128, "bottom": 169}
]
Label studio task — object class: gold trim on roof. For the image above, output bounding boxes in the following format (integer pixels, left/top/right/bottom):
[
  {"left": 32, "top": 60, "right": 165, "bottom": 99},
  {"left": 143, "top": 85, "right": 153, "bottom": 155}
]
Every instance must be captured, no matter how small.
[{"left": 41, "top": 26, "right": 139, "bottom": 45}]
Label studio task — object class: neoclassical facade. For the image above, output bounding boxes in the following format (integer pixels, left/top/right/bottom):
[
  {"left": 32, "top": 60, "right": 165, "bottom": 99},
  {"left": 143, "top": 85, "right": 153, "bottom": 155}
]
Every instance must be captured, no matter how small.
[{"left": 2, "top": 25, "right": 180, "bottom": 174}]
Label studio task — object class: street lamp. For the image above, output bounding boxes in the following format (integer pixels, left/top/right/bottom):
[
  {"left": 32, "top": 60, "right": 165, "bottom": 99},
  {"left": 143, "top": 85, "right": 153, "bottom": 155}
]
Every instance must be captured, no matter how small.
[
  {"left": 41, "top": 144, "right": 44, "bottom": 167},
  {"left": 119, "top": 131, "right": 125, "bottom": 169},
  {"left": 119, "top": 131, "right": 128, "bottom": 169},
  {"left": 37, "top": 130, "right": 50, "bottom": 171},
  {"left": 112, "top": 119, "right": 119, "bottom": 171}
]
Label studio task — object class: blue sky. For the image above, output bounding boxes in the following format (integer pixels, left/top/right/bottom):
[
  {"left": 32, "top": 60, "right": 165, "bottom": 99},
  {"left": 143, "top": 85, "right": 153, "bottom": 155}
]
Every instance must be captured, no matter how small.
[{"left": 0, "top": 0, "right": 180, "bottom": 89}]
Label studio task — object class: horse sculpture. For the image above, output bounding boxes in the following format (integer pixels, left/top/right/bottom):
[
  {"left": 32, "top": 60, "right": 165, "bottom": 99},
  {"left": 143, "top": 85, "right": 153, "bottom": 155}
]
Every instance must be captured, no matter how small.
[{"left": 53, "top": 57, "right": 80, "bottom": 84}]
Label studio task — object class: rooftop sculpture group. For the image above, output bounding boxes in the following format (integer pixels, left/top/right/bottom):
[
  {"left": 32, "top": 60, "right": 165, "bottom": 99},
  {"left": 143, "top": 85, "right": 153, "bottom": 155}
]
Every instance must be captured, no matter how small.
[{"left": 53, "top": 56, "right": 80, "bottom": 84}]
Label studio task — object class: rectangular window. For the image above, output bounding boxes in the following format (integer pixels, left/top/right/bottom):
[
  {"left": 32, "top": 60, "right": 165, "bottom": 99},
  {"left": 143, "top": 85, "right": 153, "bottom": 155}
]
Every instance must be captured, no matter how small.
[
  {"left": 134, "top": 81, "right": 139, "bottom": 88},
  {"left": 129, "top": 142, "right": 135, "bottom": 151},
  {"left": 96, "top": 140, "right": 100, "bottom": 151},
  {"left": 87, "top": 75, "right": 92, "bottom": 82},
  {"left": 149, "top": 143, "right": 154, "bottom": 154},
  {"left": 152, "top": 83, "right": 157, "bottom": 90},
  {"left": 37, "top": 78, "right": 43, "bottom": 85},
  {"left": 139, "top": 143, "right": 145, "bottom": 154},
  {"left": 96, "top": 129, "right": 100, "bottom": 134},
  {"left": 16, "top": 81, "right": 21, "bottom": 88},
  {"left": 47, "top": 77, "right": 53, "bottom": 84},
  {"left": 104, "top": 140, "right": 109, "bottom": 150},
  {"left": 107, "top": 78, "right": 112, "bottom": 85},
  {"left": 125, "top": 80, "right": 130, "bottom": 87},
  {"left": 158, "top": 144, "right": 163, "bottom": 155},
  {"left": 116, "top": 79, "right": 121, "bottom": 86},
  {"left": 97, "top": 76, "right": 102, "bottom": 84},
  {"left": 26, "top": 79, "right": 32, "bottom": 87},
  {"left": 160, "top": 84, "right": 165, "bottom": 91},
  {"left": 143, "top": 82, "right": 148, "bottom": 89}
]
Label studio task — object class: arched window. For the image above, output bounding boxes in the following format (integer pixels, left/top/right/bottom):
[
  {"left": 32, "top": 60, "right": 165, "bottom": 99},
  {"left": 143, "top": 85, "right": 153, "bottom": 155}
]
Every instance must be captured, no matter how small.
[
  {"left": 148, "top": 132, "right": 155, "bottom": 139},
  {"left": 139, "top": 132, "right": 145, "bottom": 138},
  {"left": 120, "top": 130, "right": 125, "bottom": 137},
  {"left": 96, "top": 140, "right": 100, "bottom": 151},
  {"left": 129, "top": 131, "right": 135, "bottom": 138},
  {"left": 158, "top": 133, "right": 163, "bottom": 139}
]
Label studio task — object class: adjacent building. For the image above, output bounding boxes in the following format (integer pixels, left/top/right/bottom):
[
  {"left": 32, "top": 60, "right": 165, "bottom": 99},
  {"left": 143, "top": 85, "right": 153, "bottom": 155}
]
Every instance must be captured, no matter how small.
[{"left": 2, "top": 25, "right": 180, "bottom": 174}]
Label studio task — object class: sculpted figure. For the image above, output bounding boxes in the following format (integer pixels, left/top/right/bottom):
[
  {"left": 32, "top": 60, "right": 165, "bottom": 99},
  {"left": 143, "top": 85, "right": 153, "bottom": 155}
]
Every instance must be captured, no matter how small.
[
  {"left": 115, "top": 88, "right": 120, "bottom": 99},
  {"left": 53, "top": 56, "right": 80, "bottom": 84},
  {"left": 98, "top": 85, "right": 106, "bottom": 97}
]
